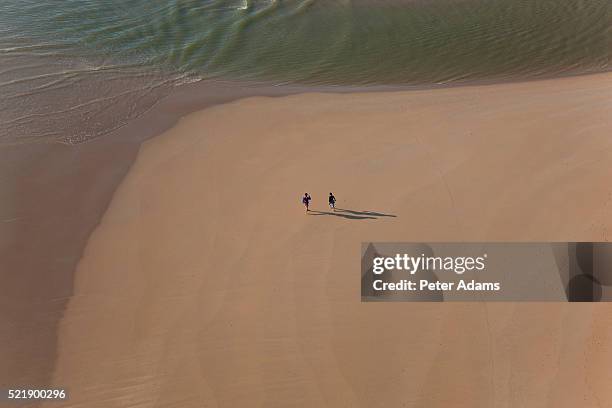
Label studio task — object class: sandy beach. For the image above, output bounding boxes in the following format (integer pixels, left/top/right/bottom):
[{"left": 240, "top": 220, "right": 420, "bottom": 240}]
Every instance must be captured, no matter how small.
[
  {"left": 0, "top": 80, "right": 344, "bottom": 393},
  {"left": 31, "top": 73, "right": 612, "bottom": 407}
]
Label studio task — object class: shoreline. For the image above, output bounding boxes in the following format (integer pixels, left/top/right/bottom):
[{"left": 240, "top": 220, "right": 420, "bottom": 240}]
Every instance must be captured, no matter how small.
[
  {"left": 0, "top": 78, "right": 322, "bottom": 394},
  {"left": 45, "top": 72, "right": 612, "bottom": 406}
]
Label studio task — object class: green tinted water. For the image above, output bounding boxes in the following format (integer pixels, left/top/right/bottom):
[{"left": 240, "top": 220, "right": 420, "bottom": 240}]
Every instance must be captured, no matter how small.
[
  {"left": 3, "top": 0, "right": 610, "bottom": 85},
  {"left": 1, "top": 0, "right": 610, "bottom": 143}
]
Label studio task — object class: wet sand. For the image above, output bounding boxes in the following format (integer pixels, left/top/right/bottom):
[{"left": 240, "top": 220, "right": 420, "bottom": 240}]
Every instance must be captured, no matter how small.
[
  {"left": 37, "top": 73, "right": 612, "bottom": 407},
  {"left": 0, "top": 80, "right": 334, "bottom": 401},
  {"left": 0, "top": 78, "right": 438, "bottom": 402}
]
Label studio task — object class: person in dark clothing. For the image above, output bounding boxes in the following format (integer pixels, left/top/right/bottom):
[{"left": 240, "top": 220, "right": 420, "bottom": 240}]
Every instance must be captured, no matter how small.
[
  {"left": 302, "top": 193, "right": 312, "bottom": 212},
  {"left": 328, "top": 192, "right": 336, "bottom": 210}
]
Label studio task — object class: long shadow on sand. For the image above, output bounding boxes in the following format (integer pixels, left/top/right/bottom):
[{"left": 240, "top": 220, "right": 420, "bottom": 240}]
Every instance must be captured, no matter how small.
[
  {"left": 308, "top": 208, "right": 397, "bottom": 220},
  {"left": 335, "top": 208, "right": 397, "bottom": 218}
]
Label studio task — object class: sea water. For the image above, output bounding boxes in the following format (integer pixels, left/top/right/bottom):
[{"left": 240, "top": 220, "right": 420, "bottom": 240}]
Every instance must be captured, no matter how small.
[{"left": 1, "top": 0, "right": 610, "bottom": 143}]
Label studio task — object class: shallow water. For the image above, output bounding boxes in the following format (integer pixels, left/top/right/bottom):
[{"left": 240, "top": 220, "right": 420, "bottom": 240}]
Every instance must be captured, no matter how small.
[{"left": 1, "top": 0, "right": 610, "bottom": 143}]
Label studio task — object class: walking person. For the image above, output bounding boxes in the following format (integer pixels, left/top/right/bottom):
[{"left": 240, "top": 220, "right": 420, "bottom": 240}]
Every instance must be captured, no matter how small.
[
  {"left": 302, "top": 193, "right": 312, "bottom": 212},
  {"left": 328, "top": 192, "right": 336, "bottom": 210}
]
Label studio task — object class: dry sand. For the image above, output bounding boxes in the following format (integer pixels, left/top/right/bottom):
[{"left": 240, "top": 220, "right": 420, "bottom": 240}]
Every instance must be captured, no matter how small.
[{"left": 45, "top": 73, "right": 612, "bottom": 407}]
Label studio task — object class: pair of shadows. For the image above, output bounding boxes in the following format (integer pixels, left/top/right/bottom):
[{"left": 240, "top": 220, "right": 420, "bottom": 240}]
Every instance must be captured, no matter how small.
[{"left": 309, "top": 208, "right": 397, "bottom": 220}]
